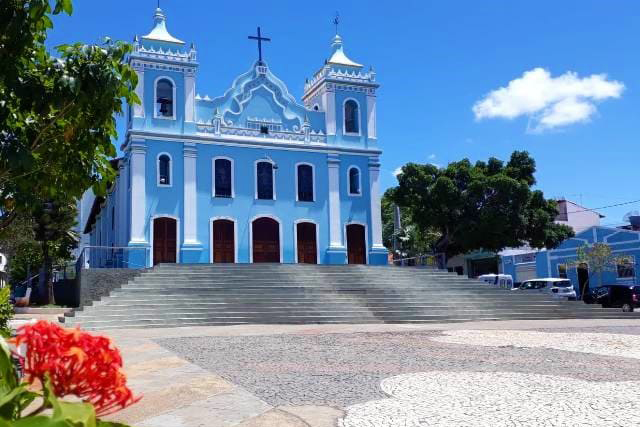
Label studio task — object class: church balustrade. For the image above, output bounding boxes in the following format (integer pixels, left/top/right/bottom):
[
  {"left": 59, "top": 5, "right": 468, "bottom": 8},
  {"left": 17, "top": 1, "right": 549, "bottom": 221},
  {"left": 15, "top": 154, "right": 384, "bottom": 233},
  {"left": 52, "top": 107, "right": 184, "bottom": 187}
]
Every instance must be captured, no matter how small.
[
  {"left": 304, "top": 67, "right": 376, "bottom": 93},
  {"left": 196, "top": 123, "right": 327, "bottom": 144},
  {"left": 135, "top": 45, "right": 194, "bottom": 63}
]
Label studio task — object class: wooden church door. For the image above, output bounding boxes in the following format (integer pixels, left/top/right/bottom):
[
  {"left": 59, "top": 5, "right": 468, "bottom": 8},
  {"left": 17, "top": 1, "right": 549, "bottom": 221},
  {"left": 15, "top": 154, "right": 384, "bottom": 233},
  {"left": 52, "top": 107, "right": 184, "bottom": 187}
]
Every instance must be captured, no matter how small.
[
  {"left": 296, "top": 222, "right": 317, "bottom": 264},
  {"left": 212, "top": 220, "right": 235, "bottom": 263},
  {"left": 346, "top": 224, "right": 366, "bottom": 265},
  {"left": 252, "top": 217, "right": 280, "bottom": 263},
  {"left": 153, "top": 217, "right": 177, "bottom": 265}
]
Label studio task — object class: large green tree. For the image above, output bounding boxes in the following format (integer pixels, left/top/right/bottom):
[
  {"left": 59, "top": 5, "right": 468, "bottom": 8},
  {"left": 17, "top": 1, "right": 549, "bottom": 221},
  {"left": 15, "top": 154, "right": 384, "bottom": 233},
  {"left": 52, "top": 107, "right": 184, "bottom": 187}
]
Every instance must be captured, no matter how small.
[
  {"left": 391, "top": 151, "right": 574, "bottom": 259},
  {"left": 0, "top": 0, "right": 139, "bottom": 229}
]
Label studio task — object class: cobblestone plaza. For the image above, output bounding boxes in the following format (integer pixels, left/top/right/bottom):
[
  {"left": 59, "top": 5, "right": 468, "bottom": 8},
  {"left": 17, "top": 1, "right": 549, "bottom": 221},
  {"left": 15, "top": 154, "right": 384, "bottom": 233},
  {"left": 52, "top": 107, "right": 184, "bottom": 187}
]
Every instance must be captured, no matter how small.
[{"left": 102, "top": 320, "right": 640, "bottom": 426}]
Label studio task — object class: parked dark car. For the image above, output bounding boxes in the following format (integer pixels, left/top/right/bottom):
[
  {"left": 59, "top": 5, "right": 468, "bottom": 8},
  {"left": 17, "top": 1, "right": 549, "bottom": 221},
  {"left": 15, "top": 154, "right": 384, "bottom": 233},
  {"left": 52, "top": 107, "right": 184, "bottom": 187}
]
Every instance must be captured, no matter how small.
[{"left": 584, "top": 285, "right": 640, "bottom": 312}]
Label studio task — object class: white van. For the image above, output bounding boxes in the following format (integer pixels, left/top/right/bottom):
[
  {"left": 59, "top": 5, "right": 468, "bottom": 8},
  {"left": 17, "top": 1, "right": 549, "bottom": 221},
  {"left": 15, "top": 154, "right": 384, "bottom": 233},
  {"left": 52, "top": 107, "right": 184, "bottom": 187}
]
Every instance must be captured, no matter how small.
[
  {"left": 514, "top": 278, "right": 577, "bottom": 300},
  {"left": 478, "top": 274, "right": 515, "bottom": 289}
]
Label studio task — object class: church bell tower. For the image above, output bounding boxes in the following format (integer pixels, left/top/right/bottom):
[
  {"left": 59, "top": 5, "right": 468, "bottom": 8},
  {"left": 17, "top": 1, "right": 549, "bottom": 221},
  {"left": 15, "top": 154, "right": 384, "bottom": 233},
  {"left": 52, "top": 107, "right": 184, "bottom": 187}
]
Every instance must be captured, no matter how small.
[
  {"left": 302, "top": 26, "right": 378, "bottom": 148},
  {"left": 128, "top": 6, "right": 198, "bottom": 133}
]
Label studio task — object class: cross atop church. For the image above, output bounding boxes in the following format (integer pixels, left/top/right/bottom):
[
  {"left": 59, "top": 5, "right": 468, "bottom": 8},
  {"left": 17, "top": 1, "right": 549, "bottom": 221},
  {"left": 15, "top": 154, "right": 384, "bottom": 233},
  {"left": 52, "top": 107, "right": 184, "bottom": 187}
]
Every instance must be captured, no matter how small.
[{"left": 248, "top": 27, "right": 271, "bottom": 65}]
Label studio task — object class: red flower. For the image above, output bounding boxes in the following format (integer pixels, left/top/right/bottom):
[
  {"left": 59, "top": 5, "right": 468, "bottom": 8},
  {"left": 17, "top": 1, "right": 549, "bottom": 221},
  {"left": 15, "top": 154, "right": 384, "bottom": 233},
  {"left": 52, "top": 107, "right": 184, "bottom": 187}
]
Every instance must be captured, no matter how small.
[{"left": 11, "top": 321, "right": 141, "bottom": 416}]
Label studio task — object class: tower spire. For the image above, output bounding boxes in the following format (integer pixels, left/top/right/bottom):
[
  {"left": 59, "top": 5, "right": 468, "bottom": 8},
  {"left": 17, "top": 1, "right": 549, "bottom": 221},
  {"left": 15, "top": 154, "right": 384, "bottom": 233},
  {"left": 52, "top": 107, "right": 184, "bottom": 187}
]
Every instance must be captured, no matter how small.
[
  {"left": 333, "top": 12, "right": 340, "bottom": 35},
  {"left": 142, "top": 0, "right": 184, "bottom": 44}
]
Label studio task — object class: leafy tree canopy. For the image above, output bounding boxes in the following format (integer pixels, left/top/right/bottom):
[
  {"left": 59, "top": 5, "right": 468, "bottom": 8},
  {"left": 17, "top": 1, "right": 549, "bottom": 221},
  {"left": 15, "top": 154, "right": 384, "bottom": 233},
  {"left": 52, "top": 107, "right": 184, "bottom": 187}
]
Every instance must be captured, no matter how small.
[
  {"left": 390, "top": 151, "right": 574, "bottom": 258},
  {"left": 0, "top": 0, "right": 139, "bottom": 229}
]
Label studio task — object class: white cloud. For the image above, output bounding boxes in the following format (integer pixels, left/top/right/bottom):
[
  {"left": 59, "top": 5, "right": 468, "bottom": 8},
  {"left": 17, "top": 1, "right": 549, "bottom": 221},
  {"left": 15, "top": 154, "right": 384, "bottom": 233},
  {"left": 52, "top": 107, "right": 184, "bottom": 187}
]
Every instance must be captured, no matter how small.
[
  {"left": 473, "top": 68, "right": 624, "bottom": 132},
  {"left": 392, "top": 167, "right": 403, "bottom": 177},
  {"left": 428, "top": 153, "right": 436, "bottom": 160}
]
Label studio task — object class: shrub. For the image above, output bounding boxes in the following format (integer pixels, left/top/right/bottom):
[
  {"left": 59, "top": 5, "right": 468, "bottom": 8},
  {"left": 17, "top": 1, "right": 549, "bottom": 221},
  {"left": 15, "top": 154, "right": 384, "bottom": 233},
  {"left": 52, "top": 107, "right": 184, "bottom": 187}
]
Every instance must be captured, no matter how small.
[{"left": 0, "top": 321, "right": 140, "bottom": 426}]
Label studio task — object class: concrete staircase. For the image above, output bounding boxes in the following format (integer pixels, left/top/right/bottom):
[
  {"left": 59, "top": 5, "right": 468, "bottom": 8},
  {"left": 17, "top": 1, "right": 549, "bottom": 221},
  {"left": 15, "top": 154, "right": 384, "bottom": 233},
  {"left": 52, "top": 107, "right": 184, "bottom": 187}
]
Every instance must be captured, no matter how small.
[{"left": 62, "top": 264, "right": 640, "bottom": 330}]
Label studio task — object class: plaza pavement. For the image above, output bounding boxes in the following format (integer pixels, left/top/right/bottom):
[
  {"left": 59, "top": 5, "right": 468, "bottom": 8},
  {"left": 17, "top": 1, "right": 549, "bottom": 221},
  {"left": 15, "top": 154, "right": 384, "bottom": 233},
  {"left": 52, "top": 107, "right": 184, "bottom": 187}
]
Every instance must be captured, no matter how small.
[{"left": 99, "top": 319, "right": 640, "bottom": 427}]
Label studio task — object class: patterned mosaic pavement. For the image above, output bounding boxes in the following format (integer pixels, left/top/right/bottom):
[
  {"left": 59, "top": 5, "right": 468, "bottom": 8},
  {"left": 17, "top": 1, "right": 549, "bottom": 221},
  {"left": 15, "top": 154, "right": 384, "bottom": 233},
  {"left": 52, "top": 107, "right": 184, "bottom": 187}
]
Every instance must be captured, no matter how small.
[{"left": 100, "top": 321, "right": 640, "bottom": 426}]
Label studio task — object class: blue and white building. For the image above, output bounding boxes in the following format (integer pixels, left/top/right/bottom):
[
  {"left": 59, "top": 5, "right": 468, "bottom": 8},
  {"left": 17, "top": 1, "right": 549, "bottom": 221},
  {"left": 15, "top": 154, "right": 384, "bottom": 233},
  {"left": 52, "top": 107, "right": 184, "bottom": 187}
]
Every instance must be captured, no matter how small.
[
  {"left": 534, "top": 226, "right": 639, "bottom": 291},
  {"left": 84, "top": 7, "right": 387, "bottom": 267},
  {"left": 500, "top": 226, "right": 640, "bottom": 295}
]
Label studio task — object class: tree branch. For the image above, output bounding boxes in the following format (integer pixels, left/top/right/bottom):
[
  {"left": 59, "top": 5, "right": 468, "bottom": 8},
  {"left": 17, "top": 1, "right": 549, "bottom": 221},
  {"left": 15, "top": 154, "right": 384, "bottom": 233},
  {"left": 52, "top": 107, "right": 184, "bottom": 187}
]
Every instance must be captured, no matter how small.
[{"left": 30, "top": 101, "right": 75, "bottom": 151}]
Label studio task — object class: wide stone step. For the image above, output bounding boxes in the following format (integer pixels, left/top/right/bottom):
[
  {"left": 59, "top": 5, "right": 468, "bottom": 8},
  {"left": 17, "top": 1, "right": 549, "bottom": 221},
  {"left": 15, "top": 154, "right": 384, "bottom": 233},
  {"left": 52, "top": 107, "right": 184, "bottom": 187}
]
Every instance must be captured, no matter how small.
[
  {"left": 65, "top": 313, "right": 640, "bottom": 331},
  {"left": 72, "top": 309, "right": 628, "bottom": 322},
  {"left": 72, "top": 263, "right": 632, "bottom": 330},
  {"left": 75, "top": 301, "right": 577, "bottom": 311},
  {"left": 100, "top": 292, "right": 564, "bottom": 306}
]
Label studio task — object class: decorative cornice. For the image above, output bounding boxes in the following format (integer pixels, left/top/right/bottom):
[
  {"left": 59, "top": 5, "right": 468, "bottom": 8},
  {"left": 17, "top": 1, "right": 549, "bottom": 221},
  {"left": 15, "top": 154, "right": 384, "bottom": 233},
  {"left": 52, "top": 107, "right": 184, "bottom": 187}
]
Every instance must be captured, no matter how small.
[
  {"left": 130, "top": 59, "right": 197, "bottom": 74},
  {"left": 127, "top": 129, "right": 382, "bottom": 156}
]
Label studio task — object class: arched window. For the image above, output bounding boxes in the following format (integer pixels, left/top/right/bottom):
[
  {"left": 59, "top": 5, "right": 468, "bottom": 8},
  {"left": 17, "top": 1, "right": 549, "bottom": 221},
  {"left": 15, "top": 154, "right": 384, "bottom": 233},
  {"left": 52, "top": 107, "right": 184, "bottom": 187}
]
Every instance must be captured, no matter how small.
[
  {"left": 214, "top": 158, "right": 233, "bottom": 198},
  {"left": 297, "top": 164, "right": 314, "bottom": 202},
  {"left": 344, "top": 99, "right": 359, "bottom": 134},
  {"left": 156, "top": 78, "right": 174, "bottom": 118},
  {"left": 256, "top": 161, "right": 274, "bottom": 200},
  {"left": 158, "top": 154, "right": 171, "bottom": 185},
  {"left": 348, "top": 167, "right": 360, "bottom": 195}
]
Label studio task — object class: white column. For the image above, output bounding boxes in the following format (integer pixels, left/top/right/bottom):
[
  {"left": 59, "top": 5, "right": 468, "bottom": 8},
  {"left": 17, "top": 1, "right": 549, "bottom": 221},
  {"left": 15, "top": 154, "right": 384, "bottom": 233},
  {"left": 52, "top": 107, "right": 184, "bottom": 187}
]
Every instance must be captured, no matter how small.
[
  {"left": 117, "top": 161, "right": 126, "bottom": 246},
  {"left": 327, "top": 153, "right": 342, "bottom": 247},
  {"left": 129, "top": 141, "right": 146, "bottom": 243},
  {"left": 367, "top": 94, "right": 377, "bottom": 140},
  {"left": 132, "top": 64, "right": 145, "bottom": 118},
  {"left": 369, "top": 156, "right": 385, "bottom": 249},
  {"left": 324, "top": 86, "right": 337, "bottom": 136},
  {"left": 183, "top": 143, "right": 198, "bottom": 244},
  {"left": 184, "top": 69, "right": 196, "bottom": 123}
]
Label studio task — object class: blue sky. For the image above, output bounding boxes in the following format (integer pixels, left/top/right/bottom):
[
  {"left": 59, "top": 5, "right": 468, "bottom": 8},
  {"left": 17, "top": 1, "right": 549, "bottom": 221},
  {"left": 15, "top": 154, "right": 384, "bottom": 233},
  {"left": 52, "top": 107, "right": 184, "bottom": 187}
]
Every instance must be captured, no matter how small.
[{"left": 46, "top": 1, "right": 640, "bottom": 226}]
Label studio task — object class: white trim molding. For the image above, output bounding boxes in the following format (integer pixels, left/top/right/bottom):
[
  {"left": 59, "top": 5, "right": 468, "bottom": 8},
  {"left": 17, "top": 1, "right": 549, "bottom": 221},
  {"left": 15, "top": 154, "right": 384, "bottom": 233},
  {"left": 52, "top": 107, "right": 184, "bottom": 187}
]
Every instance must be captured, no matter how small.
[
  {"left": 183, "top": 144, "right": 199, "bottom": 245},
  {"left": 327, "top": 154, "right": 343, "bottom": 248},
  {"left": 344, "top": 221, "right": 369, "bottom": 265},
  {"left": 212, "top": 156, "right": 235, "bottom": 198},
  {"left": 293, "top": 219, "right": 320, "bottom": 264},
  {"left": 295, "top": 162, "right": 316, "bottom": 202},
  {"left": 156, "top": 152, "right": 173, "bottom": 187},
  {"left": 254, "top": 158, "right": 277, "bottom": 200},
  {"left": 347, "top": 165, "right": 362, "bottom": 197},
  {"left": 153, "top": 76, "right": 177, "bottom": 120},
  {"left": 209, "top": 216, "right": 238, "bottom": 264},
  {"left": 249, "top": 214, "right": 283, "bottom": 263},
  {"left": 184, "top": 73, "right": 196, "bottom": 123},
  {"left": 133, "top": 67, "right": 145, "bottom": 118},
  {"left": 129, "top": 141, "right": 147, "bottom": 244},
  {"left": 325, "top": 90, "right": 336, "bottom": 136},
  {"left": 149, "top": 214, "right": 181, "bottom": 267},
  {"left": 366, "top": 94, "right": 377, "bottom": 139},
  {"left": 368, "top": 156, "right": 385, "bottom": 249},
  {"left": 343, "top": 97, "right": 362, "bottom": 137}
]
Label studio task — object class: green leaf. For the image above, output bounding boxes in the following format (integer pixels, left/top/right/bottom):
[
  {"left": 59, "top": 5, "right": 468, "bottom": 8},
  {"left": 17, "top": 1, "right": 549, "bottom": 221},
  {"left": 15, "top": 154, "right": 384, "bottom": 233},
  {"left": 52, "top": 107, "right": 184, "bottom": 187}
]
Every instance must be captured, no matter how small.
[
  {"left": 7, "top": 416, "right": 73, "bottom": 427},
  {"left": 54, "top": 401, "right": 97, "bottom": 427},
  {"left": 43, "top": 377, "right": 97, "bottom": 427},
  {"left": 96, "top": 421, "right": 133, "bottom": 427},
  {"left": 62, "top": 0, "right": 73, "bottom": 15},
  {"left": 0, "top": 338, "right": 18, "bottom": 392}
]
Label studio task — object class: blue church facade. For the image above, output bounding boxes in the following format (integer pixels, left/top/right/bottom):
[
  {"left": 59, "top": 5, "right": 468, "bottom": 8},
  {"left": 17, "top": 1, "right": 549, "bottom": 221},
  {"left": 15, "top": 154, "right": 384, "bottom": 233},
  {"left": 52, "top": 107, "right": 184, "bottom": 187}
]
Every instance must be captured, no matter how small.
[{"left": 84, "top": 8, "right": 387, "bottom": 267}]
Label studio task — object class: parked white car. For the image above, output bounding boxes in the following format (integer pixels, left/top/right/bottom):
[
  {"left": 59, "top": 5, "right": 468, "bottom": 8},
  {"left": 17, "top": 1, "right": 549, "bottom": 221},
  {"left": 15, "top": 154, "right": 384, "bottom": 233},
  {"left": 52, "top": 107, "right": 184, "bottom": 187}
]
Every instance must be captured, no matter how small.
[
  {"left": 478, "top": 274, "right": 515, "bottom": 289},
  {"left": 514, "top": 278, "right": 577, "bottom": 300}
]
